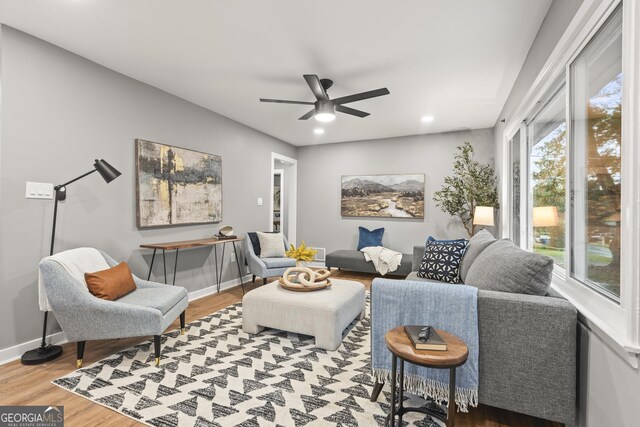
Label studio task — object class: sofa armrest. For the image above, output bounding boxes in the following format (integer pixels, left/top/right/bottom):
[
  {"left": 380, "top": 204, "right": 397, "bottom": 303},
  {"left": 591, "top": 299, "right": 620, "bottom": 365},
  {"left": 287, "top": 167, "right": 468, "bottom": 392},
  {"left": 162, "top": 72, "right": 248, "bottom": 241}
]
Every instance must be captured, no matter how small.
[
  {"left": 412, "top": 245, "right": 425, "bottom": 271},
  {"left": 477, "top": 289, "right": 577, "bottom": 425}
]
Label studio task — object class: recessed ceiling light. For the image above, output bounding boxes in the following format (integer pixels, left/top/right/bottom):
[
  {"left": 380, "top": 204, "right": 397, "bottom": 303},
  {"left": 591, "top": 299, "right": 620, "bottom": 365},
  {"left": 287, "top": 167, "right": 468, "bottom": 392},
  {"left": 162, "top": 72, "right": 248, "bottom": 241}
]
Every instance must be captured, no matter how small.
[
  {"left": 314, "top": 128, "right": 325, "bottom": 135},
  {"left": 421, "top": 115, "right": 434, "bottom": 123}
]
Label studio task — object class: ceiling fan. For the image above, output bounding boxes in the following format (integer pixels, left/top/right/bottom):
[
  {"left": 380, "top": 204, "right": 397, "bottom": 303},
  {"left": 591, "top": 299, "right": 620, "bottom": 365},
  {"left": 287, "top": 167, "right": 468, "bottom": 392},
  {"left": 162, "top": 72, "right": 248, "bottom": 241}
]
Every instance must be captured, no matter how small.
[{"left": 259, "top": 74, "right": 390, "bottom": 122}]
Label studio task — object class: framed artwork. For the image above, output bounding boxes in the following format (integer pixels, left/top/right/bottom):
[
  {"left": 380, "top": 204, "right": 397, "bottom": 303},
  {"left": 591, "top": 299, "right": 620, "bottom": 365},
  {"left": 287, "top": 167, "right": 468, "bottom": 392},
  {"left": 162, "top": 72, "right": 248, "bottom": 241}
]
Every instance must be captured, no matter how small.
[
  {"left": 341, "top": 174, "right": 425, "bottom": 218},
  {"left": 135, "top": 139, "right": 222, "bottom": 228}
]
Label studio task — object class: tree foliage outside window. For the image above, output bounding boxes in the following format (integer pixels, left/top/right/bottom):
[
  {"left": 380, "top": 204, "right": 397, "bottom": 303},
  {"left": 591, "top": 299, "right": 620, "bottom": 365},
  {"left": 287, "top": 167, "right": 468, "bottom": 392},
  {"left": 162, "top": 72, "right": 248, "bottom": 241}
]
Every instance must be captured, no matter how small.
[
  {"left": 433, "top": 142, "right": 499, "bottom": 236},
  {"left": 533, "top": 75, "right": 622, "bottom": 293}
]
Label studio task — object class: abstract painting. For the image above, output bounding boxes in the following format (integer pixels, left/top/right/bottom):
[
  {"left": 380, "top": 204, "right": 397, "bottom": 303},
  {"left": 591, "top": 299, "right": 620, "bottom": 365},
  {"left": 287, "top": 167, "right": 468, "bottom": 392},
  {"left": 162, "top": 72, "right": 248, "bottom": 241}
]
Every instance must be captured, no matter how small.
[
  {"left": 341, "top": 174, "right": 425, "bottom": 218},
  {"left": 136, "top": 139, "right": 222, "bottom": 228}
]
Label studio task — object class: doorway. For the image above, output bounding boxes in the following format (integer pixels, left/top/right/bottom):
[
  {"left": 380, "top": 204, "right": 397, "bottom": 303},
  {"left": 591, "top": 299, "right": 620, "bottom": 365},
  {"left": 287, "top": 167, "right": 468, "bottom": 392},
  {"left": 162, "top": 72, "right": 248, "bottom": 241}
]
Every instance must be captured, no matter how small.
[{"left": 270, "top": 153, "right": 297, "bottom": 245}]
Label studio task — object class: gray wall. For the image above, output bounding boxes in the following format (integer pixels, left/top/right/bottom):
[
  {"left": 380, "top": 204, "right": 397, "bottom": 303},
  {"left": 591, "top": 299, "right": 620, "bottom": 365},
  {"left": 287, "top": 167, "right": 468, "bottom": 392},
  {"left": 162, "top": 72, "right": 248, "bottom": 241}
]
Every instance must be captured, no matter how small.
[
  {"left": 0, "top": 26, "right": 296, "bottom": 351},
  {"left": 296, "top": 129, "right": 494, "bottom": 255},
  {"left": 492, "top": 0, "right": 640, "bottom": 425}
]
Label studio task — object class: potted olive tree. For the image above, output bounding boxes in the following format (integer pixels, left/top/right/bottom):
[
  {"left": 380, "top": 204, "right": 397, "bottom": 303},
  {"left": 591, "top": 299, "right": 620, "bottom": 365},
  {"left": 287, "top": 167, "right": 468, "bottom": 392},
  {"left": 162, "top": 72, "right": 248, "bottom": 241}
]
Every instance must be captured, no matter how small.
[{"left": 433, "top": 142, "right": 499, "bottom": 236}]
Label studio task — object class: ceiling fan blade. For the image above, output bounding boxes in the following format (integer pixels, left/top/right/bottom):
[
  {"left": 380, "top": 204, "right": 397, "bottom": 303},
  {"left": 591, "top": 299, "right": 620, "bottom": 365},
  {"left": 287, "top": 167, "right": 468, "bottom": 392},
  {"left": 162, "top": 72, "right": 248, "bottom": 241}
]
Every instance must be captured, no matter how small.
[
  {"left": 332, "top": 88, "right": 390, "bottom": 105},
  {"left": 336, "top": 105, "right": 370, "bottom": 118},
  {"left": 298, "top": 109, "right": 316, "bottom": 120},
  {"left": 259, "top": 98, "right": 315, "bottom": 105},
  {"left": 303, "top": 74, "right": 329, "bottom": 101}
]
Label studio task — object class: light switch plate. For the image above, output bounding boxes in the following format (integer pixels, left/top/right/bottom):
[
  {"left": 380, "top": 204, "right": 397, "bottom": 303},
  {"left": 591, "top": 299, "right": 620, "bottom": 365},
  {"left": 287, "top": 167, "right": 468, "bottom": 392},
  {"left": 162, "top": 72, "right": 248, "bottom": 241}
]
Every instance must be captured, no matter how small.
[
  {"left": 257, "top": 197, "right": 263, "bottom": 206},
  {"left": 26, "top": 182, "right": 54, "bottom": 199}
]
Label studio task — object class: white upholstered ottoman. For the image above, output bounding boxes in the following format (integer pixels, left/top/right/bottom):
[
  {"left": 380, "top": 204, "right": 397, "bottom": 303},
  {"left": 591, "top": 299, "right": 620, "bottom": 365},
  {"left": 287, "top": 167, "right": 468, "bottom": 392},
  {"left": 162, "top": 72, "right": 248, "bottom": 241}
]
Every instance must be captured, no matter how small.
[{"left": 242, "top": 279, "right": 366, "bottom": 350}]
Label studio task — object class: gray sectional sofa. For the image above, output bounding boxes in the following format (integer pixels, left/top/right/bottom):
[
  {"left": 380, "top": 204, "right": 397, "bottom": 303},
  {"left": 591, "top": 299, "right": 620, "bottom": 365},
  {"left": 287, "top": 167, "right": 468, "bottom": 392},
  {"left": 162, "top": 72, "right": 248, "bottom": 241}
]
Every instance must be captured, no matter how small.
[{"left": 371, "top": 231, "right": 577, "bottom": 426}]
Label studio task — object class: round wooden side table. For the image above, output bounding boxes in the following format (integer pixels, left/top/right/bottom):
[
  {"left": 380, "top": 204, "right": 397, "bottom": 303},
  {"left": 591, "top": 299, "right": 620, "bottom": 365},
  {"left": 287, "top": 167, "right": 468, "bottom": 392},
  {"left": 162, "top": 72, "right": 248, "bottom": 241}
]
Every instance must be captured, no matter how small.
[{"left": 384, "top": 326, "right": 469, "bottom": 427}]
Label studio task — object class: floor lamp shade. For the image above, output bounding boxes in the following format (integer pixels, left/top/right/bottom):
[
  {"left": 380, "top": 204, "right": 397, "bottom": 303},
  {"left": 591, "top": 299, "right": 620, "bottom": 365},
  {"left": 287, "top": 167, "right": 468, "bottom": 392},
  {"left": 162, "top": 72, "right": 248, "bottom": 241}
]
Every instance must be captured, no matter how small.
[
  {"left": 94, "top": 159, "right": 121, "bottom": 183},
  {"left": 473, "top": 206, "right": 495, "bottom": 226}
]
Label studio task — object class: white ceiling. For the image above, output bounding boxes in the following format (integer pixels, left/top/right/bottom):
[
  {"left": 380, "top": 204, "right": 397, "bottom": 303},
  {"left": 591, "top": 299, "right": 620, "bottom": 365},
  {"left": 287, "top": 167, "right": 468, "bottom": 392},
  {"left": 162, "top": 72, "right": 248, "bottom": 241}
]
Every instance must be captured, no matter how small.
[{"left": 0, "top": 0, "right": 552, "bottom": 146}]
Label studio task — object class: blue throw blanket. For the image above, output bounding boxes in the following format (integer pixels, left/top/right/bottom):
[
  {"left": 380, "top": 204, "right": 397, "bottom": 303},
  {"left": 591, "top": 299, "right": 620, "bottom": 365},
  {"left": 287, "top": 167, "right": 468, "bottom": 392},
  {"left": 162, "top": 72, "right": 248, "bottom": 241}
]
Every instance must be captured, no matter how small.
[{"left": 371, "top": 278, "right": 479, "bottom": 411}]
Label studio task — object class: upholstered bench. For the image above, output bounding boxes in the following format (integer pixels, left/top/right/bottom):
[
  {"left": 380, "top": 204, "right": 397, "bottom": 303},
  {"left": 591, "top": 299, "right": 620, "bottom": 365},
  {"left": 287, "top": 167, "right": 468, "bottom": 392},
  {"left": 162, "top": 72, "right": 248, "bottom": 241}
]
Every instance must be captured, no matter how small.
[
  {"left": 326, "top": 249, "right": 412, "bottom": 276},
  {"left": 242, "top": 279, "right": 366, "bottom": 350}
]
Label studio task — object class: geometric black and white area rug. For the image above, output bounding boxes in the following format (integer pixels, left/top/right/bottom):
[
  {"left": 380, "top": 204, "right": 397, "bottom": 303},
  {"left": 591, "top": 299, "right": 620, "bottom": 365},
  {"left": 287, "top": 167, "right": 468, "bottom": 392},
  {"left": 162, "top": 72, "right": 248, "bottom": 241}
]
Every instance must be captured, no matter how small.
[{"left": 53, "top": 299, "right": 443, "bottom": 426}]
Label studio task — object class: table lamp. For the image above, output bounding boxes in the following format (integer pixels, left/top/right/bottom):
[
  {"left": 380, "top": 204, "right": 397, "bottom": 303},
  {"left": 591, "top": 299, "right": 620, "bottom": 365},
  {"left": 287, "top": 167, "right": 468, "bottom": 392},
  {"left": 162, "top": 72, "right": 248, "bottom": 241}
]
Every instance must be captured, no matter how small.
[
  {"left": 473, "top": 206, "right": 494, "bottom": 235},
  {"left": 532, "top": 206, "right": 558, "bottom": 227}
]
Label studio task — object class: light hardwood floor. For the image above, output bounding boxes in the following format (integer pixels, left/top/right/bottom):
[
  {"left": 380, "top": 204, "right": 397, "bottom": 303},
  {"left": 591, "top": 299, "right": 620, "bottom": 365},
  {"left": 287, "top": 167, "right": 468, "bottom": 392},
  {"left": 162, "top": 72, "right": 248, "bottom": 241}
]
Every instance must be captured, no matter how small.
[{"left": 0, "top": 270, "right": 562, "bottom": 427}]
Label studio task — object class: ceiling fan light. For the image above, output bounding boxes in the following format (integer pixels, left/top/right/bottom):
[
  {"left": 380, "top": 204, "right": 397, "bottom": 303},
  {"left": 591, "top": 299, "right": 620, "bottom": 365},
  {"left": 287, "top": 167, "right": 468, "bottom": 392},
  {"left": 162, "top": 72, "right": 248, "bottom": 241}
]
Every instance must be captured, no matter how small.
[
  {"left": 315, "top": 113, "right": 335, "bottom": 122},
  {"left": 315, "top": 102, "right": 336, "bottom": 122}
]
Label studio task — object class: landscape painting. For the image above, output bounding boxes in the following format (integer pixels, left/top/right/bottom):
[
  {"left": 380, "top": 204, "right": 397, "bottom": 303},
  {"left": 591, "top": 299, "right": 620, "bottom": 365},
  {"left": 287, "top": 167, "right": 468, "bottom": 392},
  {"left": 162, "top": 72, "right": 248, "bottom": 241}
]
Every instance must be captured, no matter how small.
[
  {"left": 136, "top": 139, "right": 222, "bottom": 228},
  {"left": 341, "top": 174, "right": 425, "bottom": 218}
]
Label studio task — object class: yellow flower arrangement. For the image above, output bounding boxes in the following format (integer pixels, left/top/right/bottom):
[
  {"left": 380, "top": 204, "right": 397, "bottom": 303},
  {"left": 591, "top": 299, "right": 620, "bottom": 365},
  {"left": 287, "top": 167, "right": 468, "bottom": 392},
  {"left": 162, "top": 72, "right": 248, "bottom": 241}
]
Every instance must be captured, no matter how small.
[{"left": 286, "top": 241, "right": 318, "bottom": 265}]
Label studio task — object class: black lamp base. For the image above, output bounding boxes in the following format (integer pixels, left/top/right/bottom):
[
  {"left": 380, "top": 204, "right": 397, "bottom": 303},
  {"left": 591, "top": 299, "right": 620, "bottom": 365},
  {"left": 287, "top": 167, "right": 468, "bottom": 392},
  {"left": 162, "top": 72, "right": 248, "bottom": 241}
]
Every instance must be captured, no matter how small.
[{"left": 21, "top": 345, "right": 63, "bottom": 365}]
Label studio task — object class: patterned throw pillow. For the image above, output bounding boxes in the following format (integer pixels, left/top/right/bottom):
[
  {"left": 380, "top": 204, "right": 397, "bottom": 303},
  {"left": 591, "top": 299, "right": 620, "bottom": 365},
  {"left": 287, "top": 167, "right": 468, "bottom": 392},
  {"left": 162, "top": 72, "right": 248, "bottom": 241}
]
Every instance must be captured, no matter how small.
[{"left": 417, "top": 240, "right": 468, "bottom": 284}]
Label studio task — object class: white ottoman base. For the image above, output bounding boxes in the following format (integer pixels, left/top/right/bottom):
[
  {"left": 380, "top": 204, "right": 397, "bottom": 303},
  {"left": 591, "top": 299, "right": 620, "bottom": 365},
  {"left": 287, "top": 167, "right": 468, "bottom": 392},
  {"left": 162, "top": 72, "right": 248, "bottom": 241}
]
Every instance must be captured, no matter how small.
[{"left": 242, "top": 279, "right": 366, "bottom": 351}]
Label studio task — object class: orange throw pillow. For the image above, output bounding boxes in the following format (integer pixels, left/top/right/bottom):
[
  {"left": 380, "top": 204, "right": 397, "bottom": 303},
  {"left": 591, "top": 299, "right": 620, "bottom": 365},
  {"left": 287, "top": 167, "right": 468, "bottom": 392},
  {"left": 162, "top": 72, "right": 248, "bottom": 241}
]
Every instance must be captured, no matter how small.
[{"left": 85, "top": 262, "right": 137, "bottom": 301}]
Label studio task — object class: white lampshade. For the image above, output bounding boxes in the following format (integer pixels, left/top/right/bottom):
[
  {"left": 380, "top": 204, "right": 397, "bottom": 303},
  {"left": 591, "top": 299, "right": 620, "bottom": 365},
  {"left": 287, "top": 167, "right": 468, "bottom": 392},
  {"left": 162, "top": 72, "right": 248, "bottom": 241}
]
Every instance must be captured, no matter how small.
[
  {"left": 473, "top": 206, "right": 494, "bottom": 226},
  {"left": 533, "top": 206, "right": 558, "bottom": 227}
]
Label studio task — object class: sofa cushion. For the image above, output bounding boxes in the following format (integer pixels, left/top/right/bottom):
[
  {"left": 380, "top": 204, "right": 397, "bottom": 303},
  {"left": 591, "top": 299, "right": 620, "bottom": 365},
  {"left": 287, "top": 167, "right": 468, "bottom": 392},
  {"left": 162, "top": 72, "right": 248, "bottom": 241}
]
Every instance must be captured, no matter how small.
[
  {"left": 84, "top": 262, "right": 137, "bottom": 301},
  {"left": 357, "top": 226, "right": 384, "bottom": 251},
  {"left": 257, "top": 232, "right": 286, "bottom": 258},
  {"left": 416, "top": 240, "right": 468, "bottom": 284},
  {"left": 261, "top": 257, "right": 297, "bottom": 269},
  {"left": 459, "top": 229, "right": 497, "bottom": 283},
  {"left": 116, "top": 286, "right": 187, "bottom": 314},
  {"left": 326, "top": 250, "right": 413, "bottom": 276},
  {"left": 406, "top": 271, "right": 445, "bottom": 284},
  {"left": 465, "top": 239, "right": 554, "bottom": 295}
]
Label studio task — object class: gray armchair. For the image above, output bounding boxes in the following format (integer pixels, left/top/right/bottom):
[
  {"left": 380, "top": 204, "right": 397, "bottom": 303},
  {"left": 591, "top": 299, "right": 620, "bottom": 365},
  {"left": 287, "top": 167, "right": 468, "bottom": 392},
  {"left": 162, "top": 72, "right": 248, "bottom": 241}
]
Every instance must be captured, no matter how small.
[
  {"left": 40, "top": 249, "right": 188, "bottom": 368},
  {"left": 245, "top": 232, "right": 295, "bottom": 284}
]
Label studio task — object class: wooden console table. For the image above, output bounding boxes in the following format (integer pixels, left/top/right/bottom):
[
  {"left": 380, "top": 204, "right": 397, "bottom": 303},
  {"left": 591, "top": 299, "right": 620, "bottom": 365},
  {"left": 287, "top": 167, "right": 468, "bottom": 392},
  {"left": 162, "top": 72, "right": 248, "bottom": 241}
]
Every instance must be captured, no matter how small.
[{"left": 140, "top": 237, "right": 245, "bottom": 293}]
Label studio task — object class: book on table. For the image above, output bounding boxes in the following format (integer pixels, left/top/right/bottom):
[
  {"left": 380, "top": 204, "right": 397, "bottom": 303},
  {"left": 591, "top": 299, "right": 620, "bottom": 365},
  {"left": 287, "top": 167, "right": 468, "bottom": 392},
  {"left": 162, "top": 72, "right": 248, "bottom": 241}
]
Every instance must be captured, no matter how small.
[{"left": 404, "top": 325, "right": 447, "bottom": 351}]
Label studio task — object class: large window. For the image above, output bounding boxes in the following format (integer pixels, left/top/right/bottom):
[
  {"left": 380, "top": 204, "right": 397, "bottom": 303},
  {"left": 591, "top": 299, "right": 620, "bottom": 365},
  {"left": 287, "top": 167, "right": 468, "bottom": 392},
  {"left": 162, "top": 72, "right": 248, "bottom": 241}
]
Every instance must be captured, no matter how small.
[
  {"left": 502, "top": 0, "right": 639, "bottom": 359},
  {"left": 528, "top": 85, "right": 567, "bottom": 268},
  {"left": 570, "top": 6, "right": 623, "bottom": 300}
]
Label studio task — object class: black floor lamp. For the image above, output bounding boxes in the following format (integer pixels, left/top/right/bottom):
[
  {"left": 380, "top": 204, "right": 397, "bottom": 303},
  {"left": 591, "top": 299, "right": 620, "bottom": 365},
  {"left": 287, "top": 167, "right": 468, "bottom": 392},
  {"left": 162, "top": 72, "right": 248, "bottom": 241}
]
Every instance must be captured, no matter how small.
[{"left": 21, "top": 159, "right": 121, "bottom": 365}]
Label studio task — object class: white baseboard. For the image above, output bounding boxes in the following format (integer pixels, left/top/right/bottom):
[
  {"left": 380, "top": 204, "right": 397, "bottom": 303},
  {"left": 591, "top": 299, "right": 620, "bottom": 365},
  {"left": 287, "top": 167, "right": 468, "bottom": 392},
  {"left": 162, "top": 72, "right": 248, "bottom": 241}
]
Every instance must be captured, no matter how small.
[
  {"left": 0, "top": 331, "right": 68, "bottom": 366},
  {"left": 0, "top": 274, "right": 252, "bottom": 366},
  {"left": 188, "top": 274, "right": 252, "bottom": 302}
]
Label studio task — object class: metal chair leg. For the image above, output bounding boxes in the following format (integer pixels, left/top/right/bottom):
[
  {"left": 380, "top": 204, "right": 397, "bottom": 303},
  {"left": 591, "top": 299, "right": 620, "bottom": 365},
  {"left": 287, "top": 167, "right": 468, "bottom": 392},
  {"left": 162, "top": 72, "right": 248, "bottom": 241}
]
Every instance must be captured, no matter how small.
[
  {"left": 180, "top": 311, "right": 186, "bottom": 335},
  {"left": 76, "top": 341, "right": 86, "bottom": 368},
  {"left": 154, "top": 335, "right": 161, "bottom": 366}
]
